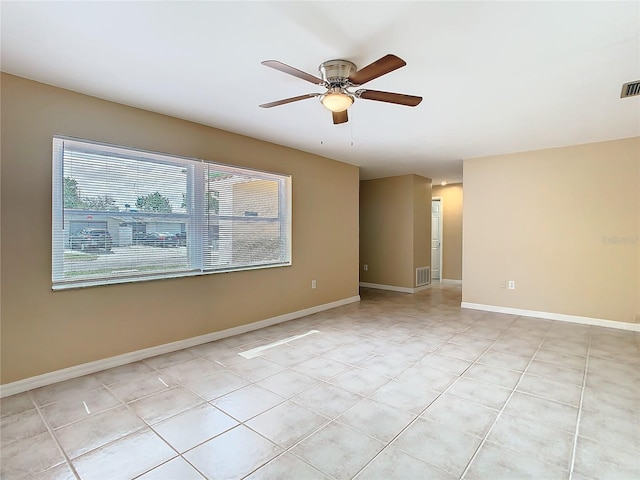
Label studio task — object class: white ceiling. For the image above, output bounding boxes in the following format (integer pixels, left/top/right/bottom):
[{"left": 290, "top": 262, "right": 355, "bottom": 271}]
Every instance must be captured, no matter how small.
[{"left": 2, "top": 1, "right": 639, "bottom": 182}]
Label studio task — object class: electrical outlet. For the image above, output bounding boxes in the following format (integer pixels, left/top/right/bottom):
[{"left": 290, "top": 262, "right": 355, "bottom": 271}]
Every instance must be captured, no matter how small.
[
  {"left": 508, "top": 280, "right": 516, "bottom": 290},
  {"left": 500, "top": 281, "right": 506, "bottom": 289},
  {"left": 634, "top": 313, "right": 640, "bottom": 323},
  {"left": 311, "top": 280, "right": 317, "bottom": 289},
  {"left": 363, "top": 264, "right": 368, "bottom": 271}
]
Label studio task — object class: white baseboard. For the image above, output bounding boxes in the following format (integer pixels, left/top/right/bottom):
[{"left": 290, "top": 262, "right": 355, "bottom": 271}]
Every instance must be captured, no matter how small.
[
  {"left": 413, "top": 284, "right": 431, "bottom": 293},
  {"left": 461, "top": 302, "right": 640, "bottom": 332},
  {"left": 0, "top": 295, "right": 361, "bottom": 398},
  {"left": 359, "top": 282, "right": 430, "bottom": 294},
  {"left": 441, "top": 279, "right": 463, "bottom": 285}
]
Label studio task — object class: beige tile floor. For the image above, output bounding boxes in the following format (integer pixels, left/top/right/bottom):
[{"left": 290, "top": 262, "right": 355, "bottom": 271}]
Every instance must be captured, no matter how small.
[{"left": 1, "top": 284, "right": 639, "bottom": 480}]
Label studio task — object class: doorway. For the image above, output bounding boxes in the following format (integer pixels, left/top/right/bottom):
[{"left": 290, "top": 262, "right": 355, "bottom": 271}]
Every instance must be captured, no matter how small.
[{"left": 431, "top": 198, "right": 442, "bottom": 281}]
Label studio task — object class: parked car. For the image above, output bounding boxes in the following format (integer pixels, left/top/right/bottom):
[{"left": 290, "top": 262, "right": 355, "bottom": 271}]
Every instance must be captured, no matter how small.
[
  {"left": 141, "top": 232, "right": 178, "bottom": 247},
  {"left": 175, "top": 232, "right": 187, "bottom": 246},
  {"left": 70, "top": 228, "right": 113, "bottom": 251},
  {"left": 132, "top": 231, "right": 148, "bottom": 245}
]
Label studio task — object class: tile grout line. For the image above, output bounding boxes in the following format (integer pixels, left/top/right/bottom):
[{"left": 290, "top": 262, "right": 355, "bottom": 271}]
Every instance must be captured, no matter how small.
[
  {"left": 230, "top": 345, "right": 385, "bottom": 480},
  {"left": 26, "top": 389, "right": 83, "bottom": 480},
  {"left": 349, "top": 315, "right": 524, "bottom": 479},
  {"left": 568, "top": 338, "right": 592, "bottom": 480},
  {"left": 18, "top": 289, "right": 614, "bottom": 480},
  {"left": 251, "top": 332, "right": 436, "bottom": 477},
  {"left": 274, "top": 333, "right": 457, "bottom": 479},
  {"left": 457, "top": 324, "right": 555, "bottom": 480},
  {"left": 175, "top": 356, "right": 343, "bottom": 479},
  {"left": 241, "top": 319, "right": 483, "bottom": 480},
  {"left": 81, "top": 361, "right": 233, "bottom": 480},
  {"left": 71, "top": 322, "right": 517, "bottom": 480},
  {"left": 98, "top": 378, "right": 214, "bottom": 480},
  {"left": 98, "top": 340, "right": 343, "bottom": 480},
  {"left": 240, "top": 423, "right": 335, "bottom": 480}
]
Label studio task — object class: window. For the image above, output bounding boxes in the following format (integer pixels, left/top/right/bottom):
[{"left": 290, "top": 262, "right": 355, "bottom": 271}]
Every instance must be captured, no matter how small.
[{"left": 52, "top": 137, "right": 291, "bottom": 290}]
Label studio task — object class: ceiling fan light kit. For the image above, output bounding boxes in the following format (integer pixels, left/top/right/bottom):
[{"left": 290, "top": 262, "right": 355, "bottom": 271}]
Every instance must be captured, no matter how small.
[
  {"left": 260, "top": 54, "right": 422, "bottom": 124},
  {"left": 320, "top": 90, "right": 354, "bottom": 112}
]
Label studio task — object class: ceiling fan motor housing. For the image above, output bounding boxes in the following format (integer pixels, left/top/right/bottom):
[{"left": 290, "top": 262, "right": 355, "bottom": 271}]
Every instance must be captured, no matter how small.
[{"left": 319, "top": 60, "right": 357, "bottom": 88}]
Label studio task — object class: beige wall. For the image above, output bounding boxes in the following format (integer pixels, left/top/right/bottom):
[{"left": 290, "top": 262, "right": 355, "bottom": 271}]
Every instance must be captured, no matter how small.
[
  {"left": 432, "top": 183, "right": 463, "bottom": 281},
  {"left": 463, "top": 137, "right": 640, "bottom": 323},
  {"left": 0, "top": 74, "right": 360, "bottom": 384},
  {"left": 360, "top": 174, "right": 431, "bottom": 289},
  {"left": 413, "top": 175, "right": 432, "bottom": 277}
]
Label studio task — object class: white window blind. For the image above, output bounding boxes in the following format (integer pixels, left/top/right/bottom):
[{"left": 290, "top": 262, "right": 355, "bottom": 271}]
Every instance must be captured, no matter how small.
[{"left": 52, "top": 137, "right": 291, "bottom": 290}]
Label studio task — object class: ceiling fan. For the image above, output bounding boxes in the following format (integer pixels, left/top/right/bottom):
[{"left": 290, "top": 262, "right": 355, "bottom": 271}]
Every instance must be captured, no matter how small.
[{"left": 259, "top": 54, "right": 422, "bottom": 125}]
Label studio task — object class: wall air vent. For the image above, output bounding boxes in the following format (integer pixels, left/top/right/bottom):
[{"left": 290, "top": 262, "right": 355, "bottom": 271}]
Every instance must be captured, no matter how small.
[
  {"left": 416, "top": 266, "right": 431, "bottom": 287},
  {"left": 620, "top": 80, "right": 640, "bottom": 98}
]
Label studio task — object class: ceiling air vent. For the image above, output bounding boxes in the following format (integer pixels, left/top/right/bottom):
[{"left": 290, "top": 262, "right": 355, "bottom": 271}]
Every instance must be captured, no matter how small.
[{"left": 620, "top": 80, "right": 640, "bottom": 98}]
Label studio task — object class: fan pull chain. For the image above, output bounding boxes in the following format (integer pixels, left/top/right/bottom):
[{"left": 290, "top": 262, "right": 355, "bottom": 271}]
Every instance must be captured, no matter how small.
[{"left": 350, "top": 109, "right": 355, "bottom": 146}]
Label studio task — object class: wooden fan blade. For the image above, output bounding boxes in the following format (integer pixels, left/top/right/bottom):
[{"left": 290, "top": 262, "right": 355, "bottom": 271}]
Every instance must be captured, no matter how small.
[
  {"left": 332, "top": 110, "right": 348, "bottom": 124},
  {"left": 259, "top": 93, "right": 319, "bottom": 108},
  {"left": 348, "top": 54, "right": 406, "bottom": 86},
  {"left": 357, "top": 89, "right": 422, "bottom": 107},
  {"left": 261, "top": 60, "right": 324, "bottom": 85}
]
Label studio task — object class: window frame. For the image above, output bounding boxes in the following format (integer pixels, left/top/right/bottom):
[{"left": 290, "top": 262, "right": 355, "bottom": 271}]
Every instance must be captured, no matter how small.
[{"left": 52, "top": 136, "right": 292, "bottom": 290}]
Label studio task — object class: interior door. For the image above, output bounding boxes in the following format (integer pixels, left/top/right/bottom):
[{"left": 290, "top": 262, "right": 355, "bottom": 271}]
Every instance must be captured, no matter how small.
[{"left": 431, "top": 199, "right": 441, "bottom": 281}]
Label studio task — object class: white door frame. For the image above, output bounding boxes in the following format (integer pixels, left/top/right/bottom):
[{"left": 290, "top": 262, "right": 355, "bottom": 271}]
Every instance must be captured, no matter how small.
[{"left": 432, "top": 197, "right": 443, "bottom": 282}]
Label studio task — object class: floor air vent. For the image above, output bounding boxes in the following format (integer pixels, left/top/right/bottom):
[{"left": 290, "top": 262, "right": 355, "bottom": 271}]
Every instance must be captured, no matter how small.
[
  {"left": 621, "top": 80, "right": 640, "bottom": 98},
  {"left": 416, "top": 266, "right": 431, "bottom": 287}
]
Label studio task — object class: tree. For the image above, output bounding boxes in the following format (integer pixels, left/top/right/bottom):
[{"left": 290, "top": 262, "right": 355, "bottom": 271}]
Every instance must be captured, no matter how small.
[
  {"left": 64, "top": 177, "right": 120, "bottom": 211},
  {"left": 207, "top": 191, "right": 219, "bottom": 214},
  {"left": 181, "top": 191, "right": 219, "bottom": 214},
  {"left": 64, "top": 177, "right": 84, "bottom": 208},
  {"left": 83, "top": 195, "right": 119, "bottom": 211},
  {"left": 136, "top": 191, "right": 172, "bottom": 213}
]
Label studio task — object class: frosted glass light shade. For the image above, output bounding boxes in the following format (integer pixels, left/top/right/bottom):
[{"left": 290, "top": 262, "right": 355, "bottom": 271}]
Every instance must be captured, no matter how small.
[{"left": 321, "top": 93, "right": 353, "bottom": 112}]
